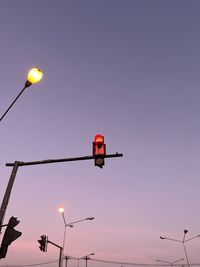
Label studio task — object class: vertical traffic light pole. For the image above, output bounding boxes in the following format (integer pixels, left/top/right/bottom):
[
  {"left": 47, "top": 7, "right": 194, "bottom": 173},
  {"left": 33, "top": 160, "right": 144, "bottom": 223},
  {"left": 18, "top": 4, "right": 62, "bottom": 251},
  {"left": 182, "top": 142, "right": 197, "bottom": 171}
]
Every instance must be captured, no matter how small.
[
  {"left": 0, "top": 161, "right": 20, "bottom": 232},
  {"left": 38, "top": 236, "right": 63, "bottom": 267},
  {"left": 47, "top": 240, "right": 63, "bottom": 267}
]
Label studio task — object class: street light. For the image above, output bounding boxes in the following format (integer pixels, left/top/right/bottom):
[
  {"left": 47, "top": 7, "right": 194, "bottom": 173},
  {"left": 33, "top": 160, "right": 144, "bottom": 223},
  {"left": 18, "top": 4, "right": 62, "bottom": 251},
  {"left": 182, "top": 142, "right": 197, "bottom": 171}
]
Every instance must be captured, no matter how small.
[
  {"left": 156, "top": 258, "right": 185, "bottom": 267},
  {"left": 58, "top": 207, "right": 94, "bottom": 266},
  {"left": 0, "top": 67, "right": 43, "bottom": 122},
  {"left": 63, "top": 256, "right": 71, "bottom": 267},
  {"left": 80, "top": 253, "right": 95, "bottom": 267},
  {"left": 160, "top": 230, "right": 200, "bottom": 267}
]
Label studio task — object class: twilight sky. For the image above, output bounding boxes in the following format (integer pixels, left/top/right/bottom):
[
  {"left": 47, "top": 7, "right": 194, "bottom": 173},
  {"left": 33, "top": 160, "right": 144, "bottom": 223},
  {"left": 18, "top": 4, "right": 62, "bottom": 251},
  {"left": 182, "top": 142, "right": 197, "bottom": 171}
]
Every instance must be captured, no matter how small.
[{"left": 1, "top": 0, "right": 200, "bottom": 266}]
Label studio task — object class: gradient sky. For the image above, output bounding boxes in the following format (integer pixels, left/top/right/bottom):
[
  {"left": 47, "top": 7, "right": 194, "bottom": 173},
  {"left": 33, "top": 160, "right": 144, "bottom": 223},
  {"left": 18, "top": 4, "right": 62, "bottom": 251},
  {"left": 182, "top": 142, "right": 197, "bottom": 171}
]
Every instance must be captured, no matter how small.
[{"left": 1, "top": 0, "right": 200, "bottom": 266}]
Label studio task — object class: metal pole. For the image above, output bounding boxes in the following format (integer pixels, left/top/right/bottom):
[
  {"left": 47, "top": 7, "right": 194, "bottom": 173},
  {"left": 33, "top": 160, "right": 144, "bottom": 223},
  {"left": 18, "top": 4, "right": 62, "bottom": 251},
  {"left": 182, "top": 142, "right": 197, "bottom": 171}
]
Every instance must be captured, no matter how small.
[
  {"left": 59, "top": 247, "right": 63, "bottom": 267},
  {"left": 60, "top": 212, "right": 67, "bottom": 267},
  {"left": 0, "top": 86, "right": 26, "bottom": 122},
  {"left": 85, "top": 257, "right": 88, "bottom": 267},
  {"left": 47, "top": 240, "right": 63, "bottom": 267},
  {"left": 0, "top": 161, "right": 19, "bottom": 231},
  {"left": 62, "top": 224, "right": 67, "bottom": 256},
  {"left": 65, "top": 256, "right": 70, "bottom": 267},
  {"left": 6, "top": 153, "right": 123, "bottom": 167},
  {"left": 61, "top": 225, "right": 67, "bottom": 267},
  {"left": 183, "top": 242, "right": 190, "bottom": 267}
]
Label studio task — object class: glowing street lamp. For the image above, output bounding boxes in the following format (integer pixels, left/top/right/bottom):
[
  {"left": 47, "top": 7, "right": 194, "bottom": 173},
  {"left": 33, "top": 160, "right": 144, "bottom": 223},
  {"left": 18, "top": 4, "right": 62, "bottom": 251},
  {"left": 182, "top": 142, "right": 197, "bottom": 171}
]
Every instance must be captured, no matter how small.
[
  {"left": 26, "top": 67, "right": 43, "bottom": 86},
  {"left": 58, "top": 207, "right": 94, "bottom": 267},
  {"left": 58, "top": 207, "right": 65, "bottom": 214},
  {"left": 160, "top": 230, "right": 200, "bottom": 267},
  {"left": 0, "top": 67, "right": 43, "bottom": 122}
]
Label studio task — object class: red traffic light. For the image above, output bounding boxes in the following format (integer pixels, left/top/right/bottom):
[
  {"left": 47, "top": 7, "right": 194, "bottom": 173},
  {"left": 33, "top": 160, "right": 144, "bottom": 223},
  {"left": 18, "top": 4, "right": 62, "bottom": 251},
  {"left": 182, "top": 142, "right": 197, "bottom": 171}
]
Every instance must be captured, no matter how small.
[
  {"left": 93, "top": 134, "right": 105, "bottom": 155},
  {"left": 93, "top": 134, "right": 106, "bottom": 168},
  {"left": 94, "top": 134, "right": 104, "bottom": 144}
]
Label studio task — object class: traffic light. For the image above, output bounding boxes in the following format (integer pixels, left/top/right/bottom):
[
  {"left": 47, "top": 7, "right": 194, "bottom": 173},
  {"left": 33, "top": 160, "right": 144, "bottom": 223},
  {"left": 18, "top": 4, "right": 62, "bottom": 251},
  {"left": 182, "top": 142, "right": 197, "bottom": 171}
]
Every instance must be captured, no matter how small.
[
  {"left": 0, "top": 216, "right": 22, "bottom": 259},
  {"left": 93, "top": 134, "right": 106, "bottom": 168},
  {"left": 38, "top": 235, "right": 48, "bottom": 252}
]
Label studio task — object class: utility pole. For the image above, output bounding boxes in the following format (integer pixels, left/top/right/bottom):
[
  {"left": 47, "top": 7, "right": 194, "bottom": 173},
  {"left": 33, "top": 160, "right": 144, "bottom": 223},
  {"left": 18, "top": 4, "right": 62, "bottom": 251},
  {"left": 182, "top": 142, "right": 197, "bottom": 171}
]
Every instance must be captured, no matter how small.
[{"left": 64, "top": 256, "right": 71, "bottom": 267}]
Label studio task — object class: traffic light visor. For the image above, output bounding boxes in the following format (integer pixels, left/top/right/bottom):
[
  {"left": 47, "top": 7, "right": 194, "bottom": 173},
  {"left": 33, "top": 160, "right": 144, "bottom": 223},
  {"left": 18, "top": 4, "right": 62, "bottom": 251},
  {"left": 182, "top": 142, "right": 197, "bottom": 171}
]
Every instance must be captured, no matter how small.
[{"left": 94, "top": 134, "right": 104, "bottom": 144}]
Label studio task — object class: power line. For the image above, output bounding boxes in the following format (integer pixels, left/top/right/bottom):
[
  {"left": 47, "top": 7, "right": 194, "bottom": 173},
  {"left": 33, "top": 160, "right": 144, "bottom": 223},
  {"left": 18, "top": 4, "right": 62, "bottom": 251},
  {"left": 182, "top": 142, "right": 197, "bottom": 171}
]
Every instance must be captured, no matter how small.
[
  {"left": 0, "top": 260, "right": 58, "bottom": 267},
  {"left": 2, "top": 257, "right": 200, "bottom": 267}
]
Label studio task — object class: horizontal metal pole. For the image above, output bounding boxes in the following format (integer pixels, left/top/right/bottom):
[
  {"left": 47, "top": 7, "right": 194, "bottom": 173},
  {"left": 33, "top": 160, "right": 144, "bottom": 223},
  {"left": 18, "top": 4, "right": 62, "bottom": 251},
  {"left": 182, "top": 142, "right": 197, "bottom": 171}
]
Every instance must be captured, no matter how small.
[
  {"left": 6, "top": 153, "right": 123, "bottom": 167},
  {"left": 48, "top": 240, "right": 62, "bottom": 250}
]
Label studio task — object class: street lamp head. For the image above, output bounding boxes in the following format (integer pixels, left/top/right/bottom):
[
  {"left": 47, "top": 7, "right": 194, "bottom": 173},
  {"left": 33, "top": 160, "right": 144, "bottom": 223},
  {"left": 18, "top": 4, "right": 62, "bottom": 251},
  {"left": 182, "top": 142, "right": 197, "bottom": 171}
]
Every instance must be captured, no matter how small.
[
  {"left": 25, "top": 67, "right": 43, "bottom": 87},
  {"left": 81, "top": 253, "right": 95, "bottom": 260},
  {"left": 160, "top": 236, "right": 166, "bottom": 240},
  {"left": 58, "top": 207, "right": 64, "bottom": 213},
  {"left": 86, "top": 253, "right": 95, "bottom": 257},
  {"left": 90, "top": 253, "right": 95, "bottom": 256},
  {"left": 87, "top": 216, "right": 95, "bottom": 221},
  {"left": 184, "top": 229, "right": 188, "bottom": 234}
]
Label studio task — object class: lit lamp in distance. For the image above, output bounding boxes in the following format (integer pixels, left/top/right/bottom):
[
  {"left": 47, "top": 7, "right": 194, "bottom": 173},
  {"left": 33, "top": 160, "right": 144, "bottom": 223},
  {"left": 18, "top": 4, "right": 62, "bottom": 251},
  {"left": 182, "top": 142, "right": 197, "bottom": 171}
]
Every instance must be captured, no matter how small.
[
  {"left": 0, "top": 67, "right": 43, "bottom": 122},
  {"left": 58, "top": 207, "right": 94, "bottom": 256}
]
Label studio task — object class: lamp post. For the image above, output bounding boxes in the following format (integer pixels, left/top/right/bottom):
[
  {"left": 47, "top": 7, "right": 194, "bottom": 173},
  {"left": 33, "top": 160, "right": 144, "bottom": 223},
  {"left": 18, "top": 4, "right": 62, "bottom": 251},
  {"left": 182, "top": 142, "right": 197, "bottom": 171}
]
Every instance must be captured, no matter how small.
[
  {"left": 63, "top": 256, "right": 71, "bottom": 267},
  {"left": 58, "top": 207, "right": 94, "bottom": 267},
  {"left": 160, "top": 230, "right": 200, "bottom": 267},
  {"left": 156, "top": 258, "right": 185, "bottom": 267},
  {"left": 0, "top": 67, "right": 43, "bottom": 122},
  {"left": 80, "top": 253, "right": 95, "bottom": 267}
]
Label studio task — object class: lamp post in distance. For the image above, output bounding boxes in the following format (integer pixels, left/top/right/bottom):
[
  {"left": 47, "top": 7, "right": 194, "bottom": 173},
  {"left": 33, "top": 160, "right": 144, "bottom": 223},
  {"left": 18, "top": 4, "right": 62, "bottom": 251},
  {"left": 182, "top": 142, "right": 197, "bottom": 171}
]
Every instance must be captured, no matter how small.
[
  {"left": 156, "top": 258, "right": 185, "bottom": 267},
  {"left": 58, "top": 207, "right": 94, "bottom": 267},
  {"left": 79, "top": 253, "right": 95, "bottom": 267},
  {"left": 160, "top": 230, "right": 200, "bottom": 267},
  {"left": 0, "top": 67, "right": 43, "bottom": 122}
]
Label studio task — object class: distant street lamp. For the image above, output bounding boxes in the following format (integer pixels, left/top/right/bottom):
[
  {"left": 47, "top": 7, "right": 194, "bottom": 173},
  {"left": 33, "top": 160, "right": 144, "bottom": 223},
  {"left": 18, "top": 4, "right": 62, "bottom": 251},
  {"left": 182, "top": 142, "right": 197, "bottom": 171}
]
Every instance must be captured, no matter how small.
[
  {"left": 58, "top": 207, "right": 94, "bottom": 267},
  {"left": 80, "top": 253, "right": 95, "bottom": 267},
  {"left": 63, "top": 255, "right": 71, "bottom": 267},
  {"left": 160, "top": 230, "right": 200, "bottom": 267},
  {"left": 0, "top": 67, "right": 43, "bottom": 122},
  {"left": 156, "top": 258, "right": 185, "bottom": 267}
]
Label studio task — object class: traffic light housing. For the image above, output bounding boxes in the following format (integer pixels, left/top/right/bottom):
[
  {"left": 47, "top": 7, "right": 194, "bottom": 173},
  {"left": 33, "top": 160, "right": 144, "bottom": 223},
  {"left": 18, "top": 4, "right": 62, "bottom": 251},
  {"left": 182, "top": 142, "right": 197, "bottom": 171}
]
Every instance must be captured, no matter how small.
[
  {"left": 93, "top": 134, "right": 106, "bottom": 168},
  {"left": 38, "top": 235, "right": 48, "bottom": 252},
  {"left": 0, "top": 216, "right": 22, "bottom": 259}
]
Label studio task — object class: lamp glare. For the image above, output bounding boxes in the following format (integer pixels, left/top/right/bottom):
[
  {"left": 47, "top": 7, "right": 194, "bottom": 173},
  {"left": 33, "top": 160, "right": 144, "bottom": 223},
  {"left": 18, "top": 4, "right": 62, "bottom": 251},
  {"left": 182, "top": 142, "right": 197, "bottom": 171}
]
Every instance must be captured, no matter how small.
[
  {"left": 27, "top": 68, "right": 43, "bottom": 84},
  {"left": 58, "top": 207, "right": 64, "bottom": 213}
]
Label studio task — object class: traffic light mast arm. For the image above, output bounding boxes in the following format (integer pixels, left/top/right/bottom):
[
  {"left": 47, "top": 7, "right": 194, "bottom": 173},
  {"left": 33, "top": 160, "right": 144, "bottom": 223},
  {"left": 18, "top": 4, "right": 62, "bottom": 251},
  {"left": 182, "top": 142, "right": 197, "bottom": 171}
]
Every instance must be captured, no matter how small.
[
  {"left": 6, "top": 153, "right": 123, "bottom": 167},
  {"left": 2, "top": 153, "right": 123, "bottom": 231},
  {"left": 47, "top": 239, "right": 62, "bottom": 249}
]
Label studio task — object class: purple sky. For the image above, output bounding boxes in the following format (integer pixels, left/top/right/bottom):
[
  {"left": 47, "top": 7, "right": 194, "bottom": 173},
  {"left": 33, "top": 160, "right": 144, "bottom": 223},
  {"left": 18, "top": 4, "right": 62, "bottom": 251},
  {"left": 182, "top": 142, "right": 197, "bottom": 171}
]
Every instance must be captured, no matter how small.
[{"left": 1, "top": 0, "right": 200, "bottom": 266}]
